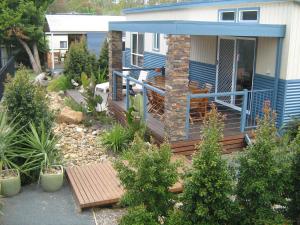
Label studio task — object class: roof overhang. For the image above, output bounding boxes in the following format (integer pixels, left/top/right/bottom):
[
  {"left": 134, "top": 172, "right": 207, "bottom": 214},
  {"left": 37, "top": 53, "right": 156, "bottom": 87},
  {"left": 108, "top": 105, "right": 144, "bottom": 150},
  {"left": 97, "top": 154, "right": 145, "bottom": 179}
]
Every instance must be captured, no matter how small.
[
  {"left": 109, "top": 20, "right": 286, "bottom": 38},
  {"left": 122, "top": 0, "right": 288, "bottom": 14}
]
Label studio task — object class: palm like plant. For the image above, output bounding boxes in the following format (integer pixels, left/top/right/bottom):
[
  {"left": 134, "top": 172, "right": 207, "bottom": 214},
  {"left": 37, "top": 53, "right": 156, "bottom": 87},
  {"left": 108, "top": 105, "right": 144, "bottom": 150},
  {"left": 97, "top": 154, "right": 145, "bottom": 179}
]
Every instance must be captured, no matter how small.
[
  {"left": 21, "top": 123, "right": 61, "bottom": 174},
  {"left": 0, "top": 111, "right": 21, "bottom": 174}
]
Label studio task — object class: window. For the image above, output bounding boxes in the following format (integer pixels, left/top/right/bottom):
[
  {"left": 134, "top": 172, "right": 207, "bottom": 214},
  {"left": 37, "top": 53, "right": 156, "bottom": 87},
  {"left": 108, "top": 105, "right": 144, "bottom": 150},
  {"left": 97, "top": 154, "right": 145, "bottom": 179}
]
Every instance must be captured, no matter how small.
[
  {"left": 60, "top": 41, "right": 67, "bottom": 49},
  {"left": 219, "top": 10, "right": 236, "bottom": 22},
  {"left": 131, "top": 33, "right": 144, "bottom": 67},
  {"left": 153, "top": 33, "right": 160, "bottom": 50},
  {"left": 239, "top": 9, "right": 259, "bottom": 22}
]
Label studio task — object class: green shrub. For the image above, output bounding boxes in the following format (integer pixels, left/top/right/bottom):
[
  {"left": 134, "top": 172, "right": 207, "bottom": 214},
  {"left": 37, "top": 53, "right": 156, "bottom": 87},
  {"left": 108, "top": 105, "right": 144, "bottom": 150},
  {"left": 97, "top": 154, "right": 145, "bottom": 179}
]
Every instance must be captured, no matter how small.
[
  {"left": 3, "top": 68, "right": 54, "bottom": 133},
  {"left": 282, "top": 116, "right": 300, "bottom": 141},
  {"left": 64, "top": 39, "right": 98, "bottom": 83},
  {"left": 47, "top": 75, "right": 72, "bottom": 92},
  {"left": 236, "top": 103, "right": 288, "bottom": 225},
  {"left": 98, "top": 41, "right": 109, "bottom": 81},
  {"left": 101, "top": 124, "right": 129, "bottom": 153},
  {"left": 119, "top": 205, "right": 159, "bottom": 225},
  {"left": 114, "top": 136, "right": 180, "bottom": 218},
  {"left": 64, "top": 97, "right": 85, "bottom": 112},
  {"left": 180, "top": 104, "right": 235, "bottom": 225},
  {"left": 289, "top": 129, "right": 300, "bottom": 224}
]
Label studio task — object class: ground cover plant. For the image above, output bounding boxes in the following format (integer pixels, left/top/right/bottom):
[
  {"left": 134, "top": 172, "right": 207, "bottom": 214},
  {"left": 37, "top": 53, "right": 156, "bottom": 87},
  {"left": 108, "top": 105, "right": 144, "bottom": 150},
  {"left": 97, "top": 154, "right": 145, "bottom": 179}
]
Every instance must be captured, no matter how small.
[
  {"left": 47, "top": 75, "right": 72, "bottom": 92},
  {"left": 115, "top": 136, "right": 180, "bottom": 224}
]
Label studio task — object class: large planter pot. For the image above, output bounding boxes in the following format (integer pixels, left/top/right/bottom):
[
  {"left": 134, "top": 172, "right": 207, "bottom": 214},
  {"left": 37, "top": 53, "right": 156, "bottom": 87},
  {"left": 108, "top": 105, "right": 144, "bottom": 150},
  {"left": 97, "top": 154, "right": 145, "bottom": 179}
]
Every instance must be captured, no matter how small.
[
  {"left": 0, "top": 169, "right": 21, "bottom": 197},
  {"left": 40, "top": 165, "right": 64, "bottom": 192}
]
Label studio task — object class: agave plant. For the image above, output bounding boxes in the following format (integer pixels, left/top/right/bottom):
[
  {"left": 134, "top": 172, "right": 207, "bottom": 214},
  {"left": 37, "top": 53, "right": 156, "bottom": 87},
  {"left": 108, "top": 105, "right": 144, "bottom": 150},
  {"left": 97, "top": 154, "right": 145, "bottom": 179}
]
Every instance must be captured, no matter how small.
[
  {"left": 21, "top": 122, "right": 61, "bottom": 174},
  {"left": 0, "top": 111, "right": 22, "bottom": 173}
]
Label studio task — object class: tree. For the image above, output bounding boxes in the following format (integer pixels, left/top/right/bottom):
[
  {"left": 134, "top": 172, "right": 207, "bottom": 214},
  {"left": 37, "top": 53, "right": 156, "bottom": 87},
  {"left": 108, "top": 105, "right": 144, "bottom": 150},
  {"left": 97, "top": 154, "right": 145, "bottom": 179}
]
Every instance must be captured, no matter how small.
[
  {"left": 180, "top": 104, "right": 235, "bottom": 225},
  {"left": 0, "top": 0, "right": 54, "bottom": 74},
  {"left": 236, "top": 103, "right": 288, "bottom": 225}
]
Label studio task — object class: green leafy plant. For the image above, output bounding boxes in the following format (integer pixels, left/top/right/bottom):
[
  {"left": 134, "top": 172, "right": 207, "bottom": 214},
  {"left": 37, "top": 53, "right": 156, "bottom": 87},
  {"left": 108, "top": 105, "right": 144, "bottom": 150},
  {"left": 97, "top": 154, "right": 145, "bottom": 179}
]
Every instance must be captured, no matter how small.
[
  {"left": 119, "top": 205, "right": 159, "bottom": 225},
  {"left": 236, "top": 103, "right": 288, "bottom": 225},
  {"left": 98, "top": 40, "right": 108, "bottom": 79},
  {"left": 3, "top": 68, "right": 54, "bottom": 133},
  {"left": 282, "top": 116, "right": 300, "bottom": 141},
  {"left": 64, "top": 97, "right": 85, "bottom": 112},
  {"left": 101, "top": 124, "right": 129, "bottom": 153},
  {"left": 180, "top": 104, "right": 235, "bottom": 225},
  {"left": 129, "top": 94, "right": 144, "bottom": 119},
  {"left": 64, "top": 38, "right": 98, "bottom": 83},
  {"left": 47, "top": 75, "right": 72, "bottom": 92},
  {"left": 114, "top": 135, "right": 180, "bottom": 219},
  {"left": 95, "top": 68, "right": 108, "bottom": 84},
  {"left": 20, "top": 122, "right": 61, "bottom": 177},
  {"left": 288, "top": 129, "right": 300, "bottom": 224}
]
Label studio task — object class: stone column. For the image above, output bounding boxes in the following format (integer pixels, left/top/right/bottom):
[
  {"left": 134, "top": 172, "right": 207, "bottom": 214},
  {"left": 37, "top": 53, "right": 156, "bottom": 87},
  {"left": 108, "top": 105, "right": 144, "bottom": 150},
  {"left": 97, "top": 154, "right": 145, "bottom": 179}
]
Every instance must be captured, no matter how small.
[
  {"left": 108, "top": 31, "right": 123, "bottom": 101},
  {"left": 164, "top": 35, "right": 191, "bottom": 142}
]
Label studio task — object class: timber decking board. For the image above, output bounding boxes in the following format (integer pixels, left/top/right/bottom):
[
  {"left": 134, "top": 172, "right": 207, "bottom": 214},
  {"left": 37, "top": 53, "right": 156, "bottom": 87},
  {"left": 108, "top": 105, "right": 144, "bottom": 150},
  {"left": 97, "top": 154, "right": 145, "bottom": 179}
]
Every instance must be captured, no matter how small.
[{"left": 67, "top": 158, "right": 189, "bottom": 210}]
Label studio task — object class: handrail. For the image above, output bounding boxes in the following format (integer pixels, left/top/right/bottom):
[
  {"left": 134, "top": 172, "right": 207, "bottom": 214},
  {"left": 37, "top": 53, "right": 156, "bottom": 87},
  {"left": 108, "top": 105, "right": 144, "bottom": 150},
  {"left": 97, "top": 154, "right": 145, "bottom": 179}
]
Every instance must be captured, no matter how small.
[{"left": 0, "top": 56, "right": 14, "bottom": 74}]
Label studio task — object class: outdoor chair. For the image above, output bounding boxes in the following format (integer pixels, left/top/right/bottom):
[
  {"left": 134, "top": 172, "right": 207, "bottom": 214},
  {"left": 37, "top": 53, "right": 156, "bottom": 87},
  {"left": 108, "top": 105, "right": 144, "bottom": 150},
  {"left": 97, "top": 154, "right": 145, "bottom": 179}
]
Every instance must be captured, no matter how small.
[
  {"left": 132, "top": 70, "right": 149, "bottom": 93},
  {"left": 204, "top": 82, "right": 213, "bottom": 92},
  {"left": 189, "top": 88, "right": 209, "bottom": 124},
  {"left": 188, "top": 80, "right": 200, "bottom": 90}
]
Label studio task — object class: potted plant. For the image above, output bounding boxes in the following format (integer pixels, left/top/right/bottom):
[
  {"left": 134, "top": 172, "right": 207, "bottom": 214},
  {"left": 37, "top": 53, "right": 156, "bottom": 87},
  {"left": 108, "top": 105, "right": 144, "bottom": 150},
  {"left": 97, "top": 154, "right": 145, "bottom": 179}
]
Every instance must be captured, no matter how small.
[
  {"left": 0, "top": 112, "right": 21, "bottom": 197},
  {"left": 22, "top": 123, "right": 63, "bottom": 192}
]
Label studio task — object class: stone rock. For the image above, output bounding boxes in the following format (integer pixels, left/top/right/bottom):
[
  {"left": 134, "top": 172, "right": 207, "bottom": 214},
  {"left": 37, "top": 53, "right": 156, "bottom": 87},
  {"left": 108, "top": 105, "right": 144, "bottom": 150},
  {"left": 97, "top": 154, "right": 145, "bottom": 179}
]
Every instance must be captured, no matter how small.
[{"left": 57, "top": 107, "right": 83, "bottom": 124}]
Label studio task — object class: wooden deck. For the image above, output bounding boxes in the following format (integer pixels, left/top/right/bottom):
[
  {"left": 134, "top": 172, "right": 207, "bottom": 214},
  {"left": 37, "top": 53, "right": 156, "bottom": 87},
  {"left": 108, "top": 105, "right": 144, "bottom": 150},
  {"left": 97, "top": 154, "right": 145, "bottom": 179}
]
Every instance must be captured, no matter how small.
[
  {"left": 109, "top": 100, "right": 248, "bottom": 154},
  {"left": 66, "top": 155, "right": 191, "bottom": 210}
]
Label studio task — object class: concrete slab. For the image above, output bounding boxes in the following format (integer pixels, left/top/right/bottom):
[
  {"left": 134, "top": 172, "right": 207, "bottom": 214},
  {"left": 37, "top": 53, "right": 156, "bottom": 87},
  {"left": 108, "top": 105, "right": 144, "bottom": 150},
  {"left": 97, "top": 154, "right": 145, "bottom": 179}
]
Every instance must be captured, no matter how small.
[{"left": 0, "top": 182, "right": 95, "bottom": 225}]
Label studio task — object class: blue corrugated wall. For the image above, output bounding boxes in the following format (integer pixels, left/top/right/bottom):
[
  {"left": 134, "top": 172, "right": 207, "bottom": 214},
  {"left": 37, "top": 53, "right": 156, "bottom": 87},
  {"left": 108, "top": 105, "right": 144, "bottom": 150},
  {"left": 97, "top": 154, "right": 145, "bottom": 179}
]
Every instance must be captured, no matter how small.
[
  {"left": 87, "top": 32, "right": 107, "bottom": 57},
  {"left": 282, "top": 80, "right": 300, "bottom": 124}
]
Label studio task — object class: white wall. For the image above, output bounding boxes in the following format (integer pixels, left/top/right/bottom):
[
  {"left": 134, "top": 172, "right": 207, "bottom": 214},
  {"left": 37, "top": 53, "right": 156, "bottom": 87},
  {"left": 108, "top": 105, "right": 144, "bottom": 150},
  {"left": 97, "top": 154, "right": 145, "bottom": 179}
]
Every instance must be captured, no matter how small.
[
  {"left": 190, "top": 36, "right": 216, "bottom": 65},
  {"left": 47, "top": 34, "right": 68, "bottom": 53}
]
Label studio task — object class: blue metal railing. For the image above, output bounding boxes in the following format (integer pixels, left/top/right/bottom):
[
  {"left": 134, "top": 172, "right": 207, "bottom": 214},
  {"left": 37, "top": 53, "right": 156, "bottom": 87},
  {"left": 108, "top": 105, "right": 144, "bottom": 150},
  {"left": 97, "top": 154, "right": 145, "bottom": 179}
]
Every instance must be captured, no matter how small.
[{"left": 113, "top": 70, "right": 165, "bottom": 121}]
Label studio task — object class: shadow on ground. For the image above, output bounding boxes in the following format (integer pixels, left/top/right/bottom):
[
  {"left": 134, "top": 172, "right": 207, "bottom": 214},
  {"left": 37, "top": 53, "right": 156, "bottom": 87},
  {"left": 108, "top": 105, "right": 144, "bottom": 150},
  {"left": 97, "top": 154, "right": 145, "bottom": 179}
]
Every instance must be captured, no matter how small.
[{"left": 0, "top": 182, "right": 94, "bottom": 225}]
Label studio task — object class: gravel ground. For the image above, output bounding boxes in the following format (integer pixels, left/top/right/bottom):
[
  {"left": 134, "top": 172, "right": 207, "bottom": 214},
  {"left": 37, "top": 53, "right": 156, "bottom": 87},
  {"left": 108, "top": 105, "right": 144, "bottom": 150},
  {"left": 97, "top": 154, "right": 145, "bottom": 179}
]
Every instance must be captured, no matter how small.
[{"left": 93, "top": 208, "right": 127, "bottom": 225}]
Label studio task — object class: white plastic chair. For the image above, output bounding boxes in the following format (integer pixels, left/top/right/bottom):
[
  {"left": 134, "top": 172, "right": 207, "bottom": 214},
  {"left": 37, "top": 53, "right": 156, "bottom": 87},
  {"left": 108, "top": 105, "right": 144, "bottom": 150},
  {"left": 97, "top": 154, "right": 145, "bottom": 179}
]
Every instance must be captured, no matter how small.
[{"left": 132, "top": 70, "right": 149, "bottom": 93}]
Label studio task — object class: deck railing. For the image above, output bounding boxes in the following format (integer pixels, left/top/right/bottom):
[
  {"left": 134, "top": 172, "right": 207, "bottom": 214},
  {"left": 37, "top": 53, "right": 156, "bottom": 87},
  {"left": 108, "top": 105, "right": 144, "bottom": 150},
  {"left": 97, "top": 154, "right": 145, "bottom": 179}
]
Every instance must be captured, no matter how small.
[
  {"left": 112, "top": 69, "right": 165, "bottom": 121},
  {"left": 185, "top": 89, "right": 273, "bottom": 139},
  {"left": 0, "top": 56, "right": 15, "bottom": 99}
]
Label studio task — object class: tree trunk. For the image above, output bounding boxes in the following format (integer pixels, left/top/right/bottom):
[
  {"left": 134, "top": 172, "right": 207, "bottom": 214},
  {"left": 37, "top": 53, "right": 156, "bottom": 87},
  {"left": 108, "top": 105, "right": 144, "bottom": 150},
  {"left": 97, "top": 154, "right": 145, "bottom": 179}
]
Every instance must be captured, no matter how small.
[
  {"left": 33, "top": 42, "right": 42, "bottom": 72},
  {"left": 17, "top": 38, "right": 41, "bottom": 74}
]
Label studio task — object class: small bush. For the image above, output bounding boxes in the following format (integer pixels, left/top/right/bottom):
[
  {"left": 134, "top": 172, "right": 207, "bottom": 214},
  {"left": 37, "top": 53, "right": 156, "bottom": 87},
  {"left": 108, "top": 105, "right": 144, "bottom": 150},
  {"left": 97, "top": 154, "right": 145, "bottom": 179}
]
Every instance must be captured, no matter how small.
[
  {"left": 3, "top": 68, "right": 54, "bottom": 133},
  {"left": 236, "top": 103, "right": 288, "bottom": 225},
  {"left": 119, "top": 205, "right": 159, "bottom": 225},
  {"left": 101, "top": 124, "right": 129, "bottom": 153},
  {"left": 98, "top": 41, "right": 109, "bottom": 81},
  {"left": 47, "top": 75, "right": 72, "bottom": 92},
  {"left": 180, "top": 104, "right": 235, "bottom": 225},
  {"left": 282, "top": 116, "right": 300, "bottom": 141},
  {"left": 64, "top": 39, "right": 98, "bottom": 83},
  {"left": 114, "top": 136, "right": 180, "bottom": 218},
  {"left": 288, "top": 129, "right": 300, "bottom": 224},
  {"left": 64, "top": 97, "right": 85, "bottom": 112}
]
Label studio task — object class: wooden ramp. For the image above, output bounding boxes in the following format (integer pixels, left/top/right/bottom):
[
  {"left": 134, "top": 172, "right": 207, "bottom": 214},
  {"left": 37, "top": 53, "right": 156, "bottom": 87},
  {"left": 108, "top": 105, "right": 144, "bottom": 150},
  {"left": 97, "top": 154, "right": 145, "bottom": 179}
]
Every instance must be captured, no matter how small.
[{"left": 66, "top": 156, "right": 190, "bottom": 210}]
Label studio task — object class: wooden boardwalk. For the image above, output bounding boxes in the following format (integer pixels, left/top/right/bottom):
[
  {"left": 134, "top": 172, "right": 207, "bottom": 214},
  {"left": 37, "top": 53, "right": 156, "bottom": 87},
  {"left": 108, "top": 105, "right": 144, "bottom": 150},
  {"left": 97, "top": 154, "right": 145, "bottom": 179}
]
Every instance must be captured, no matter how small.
[{"left": 66, "top": 155, "right": 190, "bottom": 210}]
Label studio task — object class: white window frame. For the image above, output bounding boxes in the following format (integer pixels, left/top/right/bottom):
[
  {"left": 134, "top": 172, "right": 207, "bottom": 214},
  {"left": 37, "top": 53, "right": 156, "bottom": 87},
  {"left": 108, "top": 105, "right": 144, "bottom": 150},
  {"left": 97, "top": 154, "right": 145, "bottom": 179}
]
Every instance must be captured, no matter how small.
[
  {"left": 60, "top": 41, "right": 68, "bottom": 49},
  {"left": 218, "top": 9, "right": 236, "bottom": 22},
  {"left": 131, "top": 32, "right": 144, "bottom": 67},
  {"left": 152, "top": 33, "right": 160, "bottom": 51},
  {"left": 238, "top": 8, "right": 259, "bottom": 23}
]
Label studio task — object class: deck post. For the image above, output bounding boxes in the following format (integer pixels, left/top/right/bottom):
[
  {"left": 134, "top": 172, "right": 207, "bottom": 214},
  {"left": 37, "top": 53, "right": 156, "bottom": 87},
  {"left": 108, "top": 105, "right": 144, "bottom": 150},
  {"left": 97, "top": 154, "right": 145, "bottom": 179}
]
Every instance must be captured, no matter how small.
[
  {"left": 164, "top": 34, "right": 191, "bottom": 142},
  {"left": 126, "top": 75, "right": 130, "bottom": 110},
  {"left": 185, "top": 94, "right": 191, "bottom": 139},
  {"left": 240, "top": 89, "right": 248, "bottom": 132},
  {"left": 142, "top": 82, "right": 147, "bottom": 121},
  {"left": 108, "top": 31, "right": 123, "bottom": 101}
]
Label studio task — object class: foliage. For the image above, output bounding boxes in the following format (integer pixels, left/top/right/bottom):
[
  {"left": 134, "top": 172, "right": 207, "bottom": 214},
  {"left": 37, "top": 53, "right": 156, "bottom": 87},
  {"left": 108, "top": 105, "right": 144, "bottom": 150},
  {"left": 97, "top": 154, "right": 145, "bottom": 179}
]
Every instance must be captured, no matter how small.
[
  {"left": 125, "top": 106, "right": 147, "bottom": 141},
  {"left": 64, "top": 39, "right": 98, "bottom": 83},
  {"left": 3, "top": 68, "right": 54, "bottom": 133},
  {"left": 0, "top": 111, "right": 22, "bottom": 172},
  {"left": 129, "top": 94, "right": 144, "bottom": 119},
  {"left": 0, "top": 0, "right": 54, "bottom": 73},
  {"left": 180, "top": 104, "right": 235, "bottom": 225},
  {"left": 95, "top": 68, "right": 108, "bottom": 84},
  {"left": 288, "top": 129, "right": 300, "bottom": 224},
  {"left": 114, "top": 135, "right": 180, "bottom": 218},
  {"left": 64, "top": 97, "right": 85, "bottom": 113},
  {"left": 119, "top": 205, "right": 159, "bottom": 225},
  {"left": 20, "top": 122, "right": 61, "bottom": 176},
  {"left": 236, "top": 103, "right": 288, "bottom": 225},
  {"left": 47, "top": 75, "right": 72, "bottom": 92},
  {"left": 282, "top": 116, "right": 300, "bottom": 141},
  {"left": 81, "top": 73, "right": 103, "bottom": 115},
  {"left": 98, "top": 41, "right": 109, "bottom": 81},
  {"left": 101, "top": 124, "right": 129, "bottom": 153}
]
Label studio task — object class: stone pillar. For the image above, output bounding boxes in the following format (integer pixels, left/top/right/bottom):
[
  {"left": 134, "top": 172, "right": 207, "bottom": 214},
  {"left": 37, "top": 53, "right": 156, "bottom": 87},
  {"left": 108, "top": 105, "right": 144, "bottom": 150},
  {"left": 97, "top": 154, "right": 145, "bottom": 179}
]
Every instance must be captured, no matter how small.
[
  {"left": 108, "top": 31, "right": 123, "bottom": 101},
  {"left": 164, "top": 35, "right": 191, "bottom": 142}
]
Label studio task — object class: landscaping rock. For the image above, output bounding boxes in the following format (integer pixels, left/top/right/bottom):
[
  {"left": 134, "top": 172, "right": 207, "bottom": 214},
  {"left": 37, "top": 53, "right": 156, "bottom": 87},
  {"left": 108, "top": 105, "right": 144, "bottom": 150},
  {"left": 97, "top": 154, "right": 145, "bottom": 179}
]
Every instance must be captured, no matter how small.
[{"left": 57, "top": 106, "right": 83, "bottom": 124}]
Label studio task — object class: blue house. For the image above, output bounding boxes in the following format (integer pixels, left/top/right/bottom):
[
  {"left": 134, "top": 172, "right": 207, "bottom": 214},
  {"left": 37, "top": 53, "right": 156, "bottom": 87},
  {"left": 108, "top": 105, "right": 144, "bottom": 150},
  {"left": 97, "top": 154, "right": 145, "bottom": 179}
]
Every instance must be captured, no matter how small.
[{"left": 107, "top": 0, "right": 300, "bottom": 149}]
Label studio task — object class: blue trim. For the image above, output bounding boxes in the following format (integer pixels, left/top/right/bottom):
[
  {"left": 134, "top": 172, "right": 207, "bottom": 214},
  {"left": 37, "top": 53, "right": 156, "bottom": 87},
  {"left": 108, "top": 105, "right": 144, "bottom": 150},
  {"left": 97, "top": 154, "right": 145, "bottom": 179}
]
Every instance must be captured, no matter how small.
[
  {"left": 185, "top": 95, "right": 191, "bottom": 139},
  {"left": 273, "top": 38, "right": 283, "bottom": 109},
  {"left": 109, "top": 21, "right": 286, "bottom": 38},
  {"left": 240, "top": 89, "right": 248, "bottom": 132},
  {"left": 123, "top": 0, "right": 287, "bottom": 14}
]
